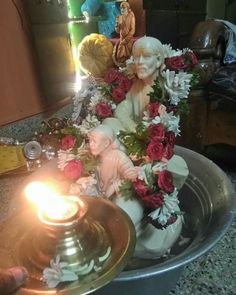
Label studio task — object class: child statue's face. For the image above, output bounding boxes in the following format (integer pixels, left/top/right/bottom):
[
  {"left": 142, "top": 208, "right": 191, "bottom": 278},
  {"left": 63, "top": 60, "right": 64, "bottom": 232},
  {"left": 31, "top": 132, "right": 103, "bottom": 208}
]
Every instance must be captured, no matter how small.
[{"left": 88, "top": 133, "right": 110, "bottom": 156}]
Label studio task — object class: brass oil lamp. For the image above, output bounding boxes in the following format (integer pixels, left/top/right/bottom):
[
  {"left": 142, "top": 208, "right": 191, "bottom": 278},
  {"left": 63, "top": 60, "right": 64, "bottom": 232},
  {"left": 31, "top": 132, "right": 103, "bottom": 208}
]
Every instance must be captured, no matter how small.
[{"left": 0, "top": 181, "right": 136, "bottom": 295}]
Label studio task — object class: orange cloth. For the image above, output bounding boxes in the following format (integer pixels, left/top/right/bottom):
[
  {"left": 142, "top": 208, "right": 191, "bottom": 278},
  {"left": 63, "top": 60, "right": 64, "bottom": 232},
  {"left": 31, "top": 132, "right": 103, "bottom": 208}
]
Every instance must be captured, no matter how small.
[{"left": 113, "top": 10, "right": 135, "bottom": 65}]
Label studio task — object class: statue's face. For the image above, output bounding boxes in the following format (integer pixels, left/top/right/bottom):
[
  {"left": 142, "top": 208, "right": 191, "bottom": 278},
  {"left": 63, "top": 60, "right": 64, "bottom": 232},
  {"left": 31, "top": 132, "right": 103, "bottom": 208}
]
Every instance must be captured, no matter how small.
[
  {"left": 89, "top": 133, "right": 109, "bottom": 156},
  {"left": 132, "top": 40, "right": 163, "bottom": 80},
  {"left": 120, "top": 3, "right": 129, "bottom": 15}
]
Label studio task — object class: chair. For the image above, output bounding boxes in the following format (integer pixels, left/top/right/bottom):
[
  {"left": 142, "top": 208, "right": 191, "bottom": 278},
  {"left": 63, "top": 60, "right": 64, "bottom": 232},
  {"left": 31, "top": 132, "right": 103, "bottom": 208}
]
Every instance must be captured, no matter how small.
[{"left": 177, "top": 19, "right": 236, "bottom": 162}]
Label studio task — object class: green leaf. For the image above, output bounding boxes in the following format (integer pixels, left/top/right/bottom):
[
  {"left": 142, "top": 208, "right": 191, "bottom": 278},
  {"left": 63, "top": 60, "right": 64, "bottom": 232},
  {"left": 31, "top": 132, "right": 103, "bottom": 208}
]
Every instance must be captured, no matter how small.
[{"left": 119, "top": 180, "right": 136, "bottom": 200}]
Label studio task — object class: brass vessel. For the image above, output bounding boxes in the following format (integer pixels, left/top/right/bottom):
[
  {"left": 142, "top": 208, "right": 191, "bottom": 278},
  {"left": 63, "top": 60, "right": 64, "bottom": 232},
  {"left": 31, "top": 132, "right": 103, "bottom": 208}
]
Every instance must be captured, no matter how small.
[{"left": 0, "top": 196, "right": 136, "bottom": 295}]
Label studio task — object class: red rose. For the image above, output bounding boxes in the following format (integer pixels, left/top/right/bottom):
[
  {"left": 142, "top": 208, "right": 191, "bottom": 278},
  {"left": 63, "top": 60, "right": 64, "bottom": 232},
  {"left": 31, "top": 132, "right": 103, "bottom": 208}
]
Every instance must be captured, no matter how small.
[
  {"left": 162, "top": 143, "right": 174, "bottom": 160},
  {"left": 157, "top": 170, "right": 174, "bottom": 193},
  {"left": 165, "top": 55, "right": 187, "bottom": 71},
  {"left": 148, "top": 102, "right": 161, "bottom": 118},
  {"left": 165, "top": 131, "right": 176, "bottom": 147},
  {"left": 148, "top": 123, "right": 165, "bottom": 142},
  {"left": 95, "top": 102, "right": 113, "bottom": 118},
  {"left": 184, "top": 50, "right": 198, "bottom": 68},
  {"left": 167, "top": 215, "right": 177, "bottom": 225},
  {"left": 61, "top": 135, "right": 77, "bottom": 150},
  {"left": 63, "top": 160, "right": 83, "bottom": 180},
  {"left": 104, "top": 68, "right": 119, "bottom": 84},
  {"left": 133, "top": 179, "right": 149, "bottom": 197},
  {"left": 117, "top": 76, "right": 133, "bottom": 92},
  {"left": 146, "top": 140, "right": 164, "bottom": 161},
  {"left": 141, "top": 192, "right": 164, "bottom": 209},
  {"left": 111, "top": 87, "right": 126, "bottom": 103}
]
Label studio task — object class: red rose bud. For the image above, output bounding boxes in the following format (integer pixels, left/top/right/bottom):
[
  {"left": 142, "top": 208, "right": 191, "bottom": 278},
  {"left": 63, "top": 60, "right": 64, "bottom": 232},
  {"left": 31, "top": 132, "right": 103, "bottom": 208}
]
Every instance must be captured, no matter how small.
[
  {"left": 141, "top": 192, "right": 164, "bottom": 209},
  {"left": 133, "top": 179, "right": 149, "bottom": 197},
  {"left": 165, "top": 131, "right": 176, "bottom": 147},
  {"left": 111, "top": 87, "right": 126, "bottom": 103},
  {"left": 96, "top": 102, "right": 113, "bottom": 118},
  {"left": 146, "top": 140, "right": 164, "bottom": 161},
  {"left": 104, "top": 68, "right": 119, "bottom": 83},
  {"left": 184, "top": 50, "right": 198, "bottom": 67},
  {"left": 148, "top": 123, "right": 165, "bottom": 142},
  {"left": 165, "top": 55, "right": 187, "bottom": 71},
  {"left": 162, "top": 143, "right": 174, "bottom": 160},
  {"left": 167, "top": 214, "right": 177, "bottom": 225},
  {"left": 157, "top": 170, "right": 174, "bottom": 193},
  {"left": 63, "top": 159, "right": 83, "bottom": 180},
  {"left": 118, "top": 76, "right": 132, "bottom": 92},
  {"left": 148, "top": 102, "right": 161, "bottom": 118},
  {"left": 61, "top": 134, "right": 77, "bottom": 150}
]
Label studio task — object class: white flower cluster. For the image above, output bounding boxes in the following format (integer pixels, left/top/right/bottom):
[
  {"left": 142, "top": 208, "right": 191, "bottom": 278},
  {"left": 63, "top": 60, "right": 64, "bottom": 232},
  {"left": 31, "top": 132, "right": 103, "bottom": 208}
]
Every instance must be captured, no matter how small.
[
  {"left": 43, "top": 247, "right": 111, "bottom": 288},
  {"left": 148, "top": 189, "right": 180, "bottom": 226},
  {"left": 162, "top": 44, "right": 183, "bottom": 58},
  {"left": 72, "top": 76, "right": 97, "bottom": 123},
  {"left": 77, "top": 114, "right": 101, "bottom": 135},
  {"left": 57, "top": 149, "right": 76, "bottom": 170},
  {"left": 69, "top": 175, "right": 99, "bottom": 196},
  {"left": 162, "top": 70, "right": 193, "bottom": 106},
  {"left": 143, "top": 109, "right": 180, "bottom": 136}
]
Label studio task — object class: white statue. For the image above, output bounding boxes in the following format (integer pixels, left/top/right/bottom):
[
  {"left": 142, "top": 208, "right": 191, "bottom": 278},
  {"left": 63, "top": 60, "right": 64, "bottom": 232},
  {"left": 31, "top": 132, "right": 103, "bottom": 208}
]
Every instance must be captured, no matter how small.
[
  {"left": 104, "top": 36, "right": 166, "bottom": 133},
  {"left": 101, "top": 36, "right": 189, "bottom": 258}
]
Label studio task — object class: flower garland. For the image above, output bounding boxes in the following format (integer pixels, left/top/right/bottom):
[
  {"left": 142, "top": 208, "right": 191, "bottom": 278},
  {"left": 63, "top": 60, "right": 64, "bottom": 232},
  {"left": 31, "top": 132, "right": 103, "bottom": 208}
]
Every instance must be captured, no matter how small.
[
  {"left": 72, "top": 68, "right": 133, "bottom": 135},
  {"left": 40, "top": 44, "right": 198, "bottom": 288},
  {"left": 116, "top": 45, "right": 198, "bottom": 228},
  {"left": 58, "top": 45, "right": 198, "bottom": 227}
]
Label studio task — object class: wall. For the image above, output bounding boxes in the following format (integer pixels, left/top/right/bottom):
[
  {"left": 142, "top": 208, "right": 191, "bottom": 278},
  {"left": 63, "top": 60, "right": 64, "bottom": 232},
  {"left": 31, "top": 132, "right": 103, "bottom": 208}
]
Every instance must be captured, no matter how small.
[
  {"left": 0, "top": 0, "right": 45, "bottom": 126},
  {"left": 129, "top": 0, "right": 146, "bottom": 37},
  {"left": 207, "top": 0, "right": 236, "bottom": 22}
]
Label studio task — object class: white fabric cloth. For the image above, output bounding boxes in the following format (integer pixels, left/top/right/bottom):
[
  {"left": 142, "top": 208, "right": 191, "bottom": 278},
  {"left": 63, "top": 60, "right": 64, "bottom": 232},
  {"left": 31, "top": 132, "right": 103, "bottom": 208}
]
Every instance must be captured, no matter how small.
[{"left": 216, "top": 19, "right": 236, "bottom": 64}]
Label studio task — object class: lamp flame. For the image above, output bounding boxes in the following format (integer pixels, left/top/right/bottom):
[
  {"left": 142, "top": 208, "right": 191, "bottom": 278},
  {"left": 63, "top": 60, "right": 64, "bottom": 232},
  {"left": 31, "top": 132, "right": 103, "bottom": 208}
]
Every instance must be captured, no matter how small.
[{"left": 25, "top": 181, "right": 78, "bottom": 221}]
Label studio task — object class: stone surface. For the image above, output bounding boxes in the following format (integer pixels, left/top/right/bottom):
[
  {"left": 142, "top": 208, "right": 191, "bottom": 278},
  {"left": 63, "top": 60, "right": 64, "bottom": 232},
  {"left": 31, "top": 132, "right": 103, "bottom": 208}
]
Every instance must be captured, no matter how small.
[{"left": 170, "top": 167, "right": 236, "bottom": 295}]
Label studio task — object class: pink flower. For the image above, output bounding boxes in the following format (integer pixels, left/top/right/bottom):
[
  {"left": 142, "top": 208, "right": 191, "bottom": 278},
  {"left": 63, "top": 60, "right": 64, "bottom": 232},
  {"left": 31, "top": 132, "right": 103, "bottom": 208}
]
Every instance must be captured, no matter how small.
[
  {"left": 104, "top": 68, "right": 119, "bottom": 84},
  {"left": 148, "top": 102, "right": 161, "bottom": 118},
  {"left": 148, "top": 123, "right": 165, "bottom": 142},
  {"left": 141, "top": 192, "right": 164, "bottom": 209},
  {"left": 60, "top": 135, "right": 77, "bottom": 150},
  {"left": 95, "top": 102, "right": 113, "bottom": 118},
  {"left": 146, "top": 140, "right": 164, "bottom": 161},
  {"left": 133, "top": 179, "right": 149, "bottom": 197},
  {"left": 111, "top": 87, "right": 126, "bottom": 103},
  {"left": 165, "top": 55, "right": 187, "bottom": 71},
  {"left": 63, "top": 160, "right": 83, "bottom": 180},
  {"left": 157, "top": 170, "right": 174, "bottom": 193}
]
